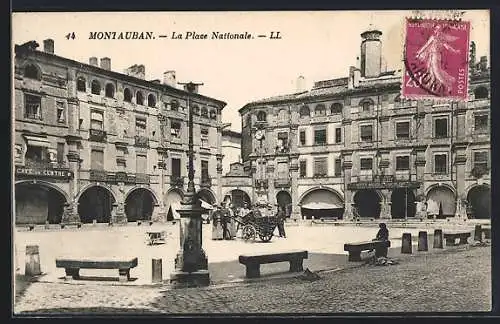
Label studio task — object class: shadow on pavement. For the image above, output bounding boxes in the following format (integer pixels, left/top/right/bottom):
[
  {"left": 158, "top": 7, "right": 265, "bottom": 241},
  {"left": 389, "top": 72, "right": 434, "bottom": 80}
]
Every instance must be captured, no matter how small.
[
  {"left": 17, "top": 307, "right": 161, "bottom": 315},
  {"left": 15, "top": 274, "right": 38, "bottom": 304}
]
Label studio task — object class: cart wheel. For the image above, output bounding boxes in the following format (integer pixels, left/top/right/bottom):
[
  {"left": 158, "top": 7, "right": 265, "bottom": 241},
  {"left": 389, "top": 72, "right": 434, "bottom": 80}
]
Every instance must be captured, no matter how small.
[
  {"left": 259, "top": 233, "right": 273, "bottom": 242},
  {"left": 242, "top": 225, "right": 256, "bottom": 241}
]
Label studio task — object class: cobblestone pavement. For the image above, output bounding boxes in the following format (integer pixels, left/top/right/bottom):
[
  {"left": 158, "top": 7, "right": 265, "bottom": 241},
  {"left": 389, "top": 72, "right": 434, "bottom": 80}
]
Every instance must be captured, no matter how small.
[{"left": 15, "top": 245, "right": 491, "bottom": 314}]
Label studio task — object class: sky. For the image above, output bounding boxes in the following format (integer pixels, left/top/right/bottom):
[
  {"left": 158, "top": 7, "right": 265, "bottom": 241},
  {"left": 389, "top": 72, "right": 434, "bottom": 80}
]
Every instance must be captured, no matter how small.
[{"left": 12, "top": 10, "right": 490, "bottom": 132}]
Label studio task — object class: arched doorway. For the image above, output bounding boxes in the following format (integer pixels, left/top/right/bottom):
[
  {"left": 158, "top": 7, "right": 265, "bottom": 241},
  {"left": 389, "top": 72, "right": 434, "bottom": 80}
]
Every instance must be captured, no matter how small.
[
  {"left": 226, "top": 189, "right": 251, "bottom": 208},
  {"left": 467, "top": 185, "right": 490, "bottom": 219},
  {"left": 426, "top": 185, "right": 456, "bottom": 219},
  {"left": 276, "top": 191, "right": 292, "bottom": 218},
  {"left": 165, "top": 189, "right": 183, "bottom": 221},
  {"left": 15, "top": 182, "right": 67, "bottom": 224},
  {"left": 197, "top": 189, "right": 216, "bottom": 206},
  {"left": 125, "top": 188, "right": 157, "bottom": 222},
  {"left": 353, "top": 190, "right": 381, "bottom": 218},
  {"left": 300, "top": 188, "right": 345, "bottom": 220},
  {"left": 391, "top": 188, "right": 416, "bottom": 219},
  {"left": 78, "top": 186, "right": 115, "bottom": 223}
]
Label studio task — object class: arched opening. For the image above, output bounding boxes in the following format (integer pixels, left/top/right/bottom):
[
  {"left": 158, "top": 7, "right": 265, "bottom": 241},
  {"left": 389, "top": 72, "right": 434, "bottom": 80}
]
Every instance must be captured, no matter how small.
[
  {"left": 257, "top": 111, "right": 267, "bottom": 122},
  {"left": 165, "top": 189, "right": 183, "bottom": 221},
  {"left": 330, "top": 103, "right": 343, "bottom": 114},
  {"left": 136, "top": 91, "right": 144, "bottom": 105},
  {"left": 147, "top": 94, "right": 156, "bottom": 107},
  {"left": 360, "top": 99, "right": 374, "bottom": 112},
  {"left": 227, "top": 189, "right": 251, "bottom": 209},
  {"left": 105, "top": 83, "right": 115, "bottom": 98},
  {"left": 474, "top": 86, "right": 489, "bottom": 100},
  {"left": 192, "top": 105, "right": 200, "bottom": 115},
  {"left": 391, "top": 188, "right": 416, "bottom": 219},
  {"left": 299, "top": 105, "right": 310, "bottom": 118},
  {"left": 314, "top": 104, "right": 326, "bottom": 116},
  {"left": 353, "top": 190, "right": 381, "bottom": 218},
  {"left": 276, "top": 190, "right": 292, "bottom": 218},
  {"left": 426, "top": 185, "right": 456, "bottom": 219},
  {"left": 200, "top": 107, "right": 208, "bottom": 118},
  {"left": 77, "top": 77, "right": 86, "bottom": 92},
  {"left": 124, "top": 88, "right": 132, "bottom": 102},
  {"left": 209, "top": 109, "right": 217, "bottom": 120},
  {"left": 24, "top": 64, "right": 41, "bottom": 80},
  {"left": 125, "top": 188, "right": 156, "bottom": 222},
  {"left": 91, "top": 80, "right": 101, "bottom": 95},
  {"left": 15, "top": 182, "right": 67, "bottom": 224},
  {"left": 300, "top": 188, "right": 344, "bottom": 220},
  {"left": 467, "top": 185, "right": 490, "bottom": 219},
  {"left": 197, "top": 189, "right": 216, "bottom": 205},
  {"left": 170, "top": 99, "right": 179, "bottom": 111},
  {"left": 78, "top": 186, "right": 115, "bottom": 223}
]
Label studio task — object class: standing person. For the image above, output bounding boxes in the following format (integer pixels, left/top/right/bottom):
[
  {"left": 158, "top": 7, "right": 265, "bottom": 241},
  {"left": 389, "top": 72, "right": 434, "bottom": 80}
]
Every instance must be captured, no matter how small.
[
  {"left": 373, "top": 223, "right": 389, "bottom": 258},
  {"left": 211, "top": 205, "right": 223, "bottom": 240},
  {"left": 276, "top": 205, "right": 287, "bottom": 238},
  {"left": 227, "top": 203, "right": 236, "bottom": 239},
  {"left": 220, "top": 202, "right": 231, "bottom": 240}
]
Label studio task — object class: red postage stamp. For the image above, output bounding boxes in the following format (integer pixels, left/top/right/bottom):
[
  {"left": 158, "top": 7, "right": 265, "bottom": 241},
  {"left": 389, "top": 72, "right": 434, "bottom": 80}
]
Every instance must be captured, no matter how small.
[{"left": 403, "top": 18, "right": 470, "bottom": 101}]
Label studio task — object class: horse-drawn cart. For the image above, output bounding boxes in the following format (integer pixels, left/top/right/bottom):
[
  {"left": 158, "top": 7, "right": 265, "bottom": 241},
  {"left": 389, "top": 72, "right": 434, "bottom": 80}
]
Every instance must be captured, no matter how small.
[{"left": 234, "top": 208, "right": 278, "bottom": 242}]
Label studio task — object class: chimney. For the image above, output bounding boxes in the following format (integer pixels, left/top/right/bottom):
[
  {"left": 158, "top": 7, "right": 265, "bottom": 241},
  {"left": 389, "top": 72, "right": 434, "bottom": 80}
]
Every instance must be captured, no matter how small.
[
  {"left": 43, "top": 39, "right": 54, "bottom": 54},
  {"left": 89, "top": 57, "right": 98, "bottom": 66},
  {"left": 479, "top": 56, "right": 488, "bottom": 71},
  {"left": 348, "top": 66, "right": 355, "bottom": 89},
  {"left": 353, "top": 69, "right": 361, "bottom": 87},
  {"left": 163, "top": 70, "right": 177, "bottom": 87},
  {"left": 469, "top": 41, "right": 476, "bottom": 69},
  {"left": 295, "top": 75, "right": 306, "bottom": 93},
  {"left": 100, "top": 57, "right": 111, "bottom": 70},
  {"left": 184, "top": 83, "right": 199, "bottom": 94},
  {"left": 137, "top": 65, "right": 145, "bottom": 79},
  {"left": 360, "top": 28, "right": 383, "bottom": 78}
]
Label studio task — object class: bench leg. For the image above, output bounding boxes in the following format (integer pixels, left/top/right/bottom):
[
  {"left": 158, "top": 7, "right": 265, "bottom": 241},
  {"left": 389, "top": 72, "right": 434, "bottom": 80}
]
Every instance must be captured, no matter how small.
[
  {"left": 445, "top": 238, "right": 456, "bottom": 247},
  {"left": 289, "top": 259, "right": 304, "bottom": 273},
  {"left": 245, "top": 264, "right": 260, "bottom": 278},
  {"left": 348, "top": 251, "right": 361, "bottom": 262},
  {"left": 118, "top": 269, "right": 130, "bottom": 282},
  {"left": 65, "top": 268, "right": 80, "bottom": 280},
  {"left": 459, "top": 237, "right": 469, "bottom": 245}
]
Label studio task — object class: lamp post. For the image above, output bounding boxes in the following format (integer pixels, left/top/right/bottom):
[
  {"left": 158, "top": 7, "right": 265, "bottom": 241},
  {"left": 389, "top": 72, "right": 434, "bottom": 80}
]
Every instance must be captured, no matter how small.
[{"left": 170, "top": 81, "right": 210, "bottom": 288}]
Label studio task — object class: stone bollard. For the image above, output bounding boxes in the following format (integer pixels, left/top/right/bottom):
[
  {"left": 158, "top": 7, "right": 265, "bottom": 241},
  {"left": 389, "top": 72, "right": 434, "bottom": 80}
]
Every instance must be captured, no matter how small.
[
  {"left": 25, "top": 245, "right": 41, "bottom": 276},
  {"left": 149, "top": 221, "right": 153, "bottom": 226},
  {"left": 93, "top": 219, "right": 97, "bottom": 226},
  {"left": 418, "top": 231, "right": 428, "bottom": 251},
  {"left": 401, "top": 233, "right": 412, "bottom": 254},
  {"left": 474, "top": 225, "right": 482, "bottom": 242},
  {"left": 152, "top": 259, "right": 162, "bottom": 284},
  {"left": 44, "top": 221, "right": 50, "bottom": 230},
  {"left": 433, "top": 229, "right": 443, "bottom": 249}
]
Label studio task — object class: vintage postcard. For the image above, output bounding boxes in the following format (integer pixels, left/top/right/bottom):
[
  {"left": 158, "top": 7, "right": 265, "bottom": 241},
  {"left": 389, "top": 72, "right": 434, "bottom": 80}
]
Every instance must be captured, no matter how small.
[{"left": 12, "top": 10, "right": 491, "bottom": 315}]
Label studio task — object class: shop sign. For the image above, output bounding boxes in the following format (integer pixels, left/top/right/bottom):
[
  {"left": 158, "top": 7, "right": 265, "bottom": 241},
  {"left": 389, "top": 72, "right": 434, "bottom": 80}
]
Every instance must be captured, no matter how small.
[{"left": 15, "top": 167, "right": 73, "bottom": 180}]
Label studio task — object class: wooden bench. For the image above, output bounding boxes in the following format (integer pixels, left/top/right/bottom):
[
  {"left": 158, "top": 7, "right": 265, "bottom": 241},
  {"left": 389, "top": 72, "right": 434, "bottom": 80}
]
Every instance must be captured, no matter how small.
[
  {"left": 344, "top": 240, "right": 391, "bottom": 262},
  {"left": 239, "top": 250, "right": 308, "bottom": 278},
  {"left": 443, "top": 231, "right": 471, "bottom": 246},
  {"left": 55, "top": 257, "right": 138, "bottom": 282}
]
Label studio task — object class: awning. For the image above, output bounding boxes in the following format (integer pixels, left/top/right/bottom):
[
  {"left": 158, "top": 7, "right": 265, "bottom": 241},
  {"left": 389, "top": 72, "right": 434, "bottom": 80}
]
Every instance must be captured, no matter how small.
[
  {"left": 24, "top": 135, "right": 50, "bottom": 148},
  {"left": 301, "top": 202, "right": 343, "bottom": 210},
  {"left": 199, "top": 199, "right": 213, "bottom": 210},
  {"left": 170, "top": 203, "right": 181, "bottom": 219}
]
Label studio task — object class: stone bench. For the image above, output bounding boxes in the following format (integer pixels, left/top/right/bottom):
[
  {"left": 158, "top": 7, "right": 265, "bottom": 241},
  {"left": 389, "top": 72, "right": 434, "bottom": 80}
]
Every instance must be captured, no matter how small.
[
  {"left": 60, "top": 222, "right": 82, "bottom": 229},
  {"left": 239, "top": 250, "right": 308, "bottom": 278},
  {"left": 443, "top": 231, "right": 471, "bottom": 246},
  {"left": 55, "top": 257, "right": 138, "bottom": 282},
  {"left": 344, "top": 240, "right": 391, "bottom": 262},
  {"left": 481, "top": 226, "right": 491, "bottom": 240}
]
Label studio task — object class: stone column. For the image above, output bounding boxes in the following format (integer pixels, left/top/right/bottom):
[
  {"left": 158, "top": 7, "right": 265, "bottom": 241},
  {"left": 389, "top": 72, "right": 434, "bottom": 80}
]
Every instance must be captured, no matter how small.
[
  {"left": 216, "top": 154, "right": 223, "bottom": 203},
  {"left": 111, "top": 183, "right": 127, "bottom": 224},
  {"left": 379, "top": 189, "right": 391, "bottom": 219},
  {"left": 342, "top": 159, "right": 354, "bottom": 220},
  {"left": 250, "top": 161, "right": 257, "bottom": 203},
  {"left": 266, "top": 162, "right": 275, "bottom": 204},
  {"left": 454, "top": 148, "right": 467, "bottom": 218},
  {"left": 290, "top": 159, "right": 300, "bottom": 220},
  {"left": 63, "top": 149, "right": 81, "bottom": 224}
]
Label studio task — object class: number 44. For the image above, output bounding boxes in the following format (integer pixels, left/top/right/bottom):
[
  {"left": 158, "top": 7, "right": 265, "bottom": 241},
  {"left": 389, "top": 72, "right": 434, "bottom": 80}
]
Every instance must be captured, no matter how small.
[{"left": 65, "top": 32, "right": 76, "bottom": 40}]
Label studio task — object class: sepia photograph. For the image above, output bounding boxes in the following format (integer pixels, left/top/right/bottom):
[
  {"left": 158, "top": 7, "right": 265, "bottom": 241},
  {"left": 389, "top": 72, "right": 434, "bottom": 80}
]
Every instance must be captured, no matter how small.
[{"left": 11, "top": 9, "right": 491, "bottom": 314}]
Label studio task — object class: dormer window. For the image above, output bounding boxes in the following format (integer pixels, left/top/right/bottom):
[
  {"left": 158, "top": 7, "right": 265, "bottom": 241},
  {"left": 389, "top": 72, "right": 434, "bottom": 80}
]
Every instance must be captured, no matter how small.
[
  {"left": 77, "top": 77, "right": 86, "bottom": 92},
  {"left": 299, "top": 105, "right": 310, "bottom": 118},
  {"left": 136, "top": 91, "right": 144, "bottom": 105},
  {"left": 105, "top": 83, "right": 115, "bottom": 98},
  {"left": 91, "top": 80, "right": 101, "bottom": 95},
  {"left": 330, "top": 103, "right": 342, "bottom": 114},
  {"left": 209, "top": 109, "right": 217, "bottom": 119},
  {"left": 314, "top": 104, "right": 326, "bottom": 116},
  {"left": 124, "top": 88, "right": 132, "bottom": 102},
  {"left": 148, "top": 94, "right": 156, "bottom": 107},
  {"left": 257, "top": 111, "right": 267, "bottom": 122},
  {"left": 170, "top": 99, "right": 179, "bottom": 111},
  {"left": 192, "top": 105, "right": 200, "bottom": 115},
  {"left": 201, "top": 107, "right": 208, "bottom": 118}
]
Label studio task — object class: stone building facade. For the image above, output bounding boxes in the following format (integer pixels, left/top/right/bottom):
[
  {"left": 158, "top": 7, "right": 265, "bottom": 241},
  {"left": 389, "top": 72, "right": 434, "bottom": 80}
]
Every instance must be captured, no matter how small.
[
  {"left": 237, "top": 28, "right": 490, "bottom": 220},
  {"left": 13, "top": 39, "right": 226, "bottom": 225}
]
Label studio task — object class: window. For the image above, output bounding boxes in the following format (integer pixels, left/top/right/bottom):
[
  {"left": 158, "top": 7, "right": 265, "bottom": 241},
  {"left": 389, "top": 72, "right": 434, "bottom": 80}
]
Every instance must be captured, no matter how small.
[
  {"left": 434, "top": 154, "right": 447, "bottom": 174},
  {"left": 277, "top": 161, "right": 288, "bottom": 178},
  {"left": 394, "top": 94, "right": 401, "bottom": 102},
  {"left": 299, "top": 105, "right": 310, "bottom": 118},
  {"left": 91, "top": 80, "right": 101, "bottom": 95},
  {"left": 334, "top": 158, "right": 342, "bottom": 176},
  {"left": 25, "top": 145, "right": 46, "bottom": 163},
  {"left": 124, "top": 88, "right": 132, "bottom": 102},
  {"left": 395, "top": 121, "right": 410, "bottom": 139},
  {"left": 335, "top": 128, "right": 342, "bottom": 143},
  {"left": 56, "top": 101, "right": 65, "bottom": 123},
  {"left": 360, "top": 125, "right": 373, "bottom": 142},
  {"left": 331, "top": 103, "right": 343, "bottom": 114},
  {"left": 277, "top": 132, "right": 289, "bottom": 152},
  {"left": 434, "top": 117, "right": 448, "bottom": 138},
  {"left": 171, "top": 158, "right": 181, "bottom": 177},
  {"left": 278, "top": 109, "right": 288, "bottom": 121},
  {"left": 474, "top": 114, "right": 488, "bottom": 133},
  {"left": 474, "top": 86, "right": 489, "bottom": 99},
  {"left": 201, "top": 127, "right": 209, "bottom": 147},
  {"left": 170, "top": 99, "right": 179, "bottom": 111},
  {"left": 24, "top": 64, "right": 40, "bottom": 80},
  {"left": 192, "top": 105, "right": 200, "bottom": 115},
  {"left": 313, "top": 157, "right": 328, "bottom": 176},
  {"left": 299, "top": 130, "right": 306, "bottom": 146},
  {"left": 314, "top": 104, "right": 326, "bottom": 116},
  {"left": 117, "top": 160, "right": 126, "bottom": 169},
  {"left": 25, "top": 94, "right": 41, "bottom": 119},
  {"left": 360, "top": 158, "right": 373, "bottom": 170},
  {"left": 201, "top": 160, "right": 209, "bottom": 179},
  {"left": 90, "top": 149, "right": 104, "bottom": 170},
  {"left": 171, "top": 121, "right": 181, "bottom": 137},
  {"left": 136, "top": 91, "right": 144, "bottom": 105},
  {"left": 361, "top": 99, "right": 374, "bottom": 112},
  {"left": 57, "top": 143, "right": 65, "bottom": 164},
  {"left": 136, "top": 154, "right": 147, "bottom": 174},
  {"left": 135, "top": 117, "right": 147, "bottom": 136},
  {"left": 473, "top": 151, "right": 489, "bottom": 170},
  {"left": 209, "top": 109, "right": 217, "bottom": 119},
  {"left": 201, "top": 107, "right": 208, "bottom": 118},
  {"left": 314, "top": 129, "right": 327, "bottom": 145},
  {"left": 257, "top": 111, "right": 267, "bottom": 122},
  {"left": 90, "top": 111, "right": 104, "bottom": 130},
  {"left": 105, "top": 83, "right": 115, "bottom": 98},
  {"left": 396, "top": 156, "right": 410, "bottom": 171},
  {"left": 147, "top": 94, "right": 156, "bottom": 107},
  {"left": 299, "top": 160, "right": 307, "bottom": 177},
  {"left": 77, "top": 77, "right": 86, "bottom": 92}
]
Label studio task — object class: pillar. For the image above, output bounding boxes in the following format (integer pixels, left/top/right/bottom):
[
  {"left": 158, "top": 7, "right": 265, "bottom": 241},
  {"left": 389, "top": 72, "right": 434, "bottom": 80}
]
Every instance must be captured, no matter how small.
[
  {"left": 111, "top": 183, "right": 127, "bottom": 224},
  {"left": 342, "top": 159, "right": 354, "bottom": 220},
  {"left": 418, "top": 231, "right": 428, "bottom": 251},
  {"left": 216, "top": 154, "right": 223, "bottom": 204},
  {"left": 266, "top": 162, "right": 275, "bottom": 205},
  {"left": 290, "top": 159, "right": 300, "bottom": 220},
  {"left": 433, "top": 229, "right": 444, "bottom": 248},
  {"left": 379, "top": 189, "right": 391, "bottom": 219},
  {"left": 401, "top": 233, "right": 412, "bottom": 254}
]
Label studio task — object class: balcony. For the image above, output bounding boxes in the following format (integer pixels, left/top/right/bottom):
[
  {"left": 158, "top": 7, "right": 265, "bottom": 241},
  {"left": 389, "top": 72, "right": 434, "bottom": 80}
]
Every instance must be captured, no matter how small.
[
  {"left": 275, "top": 146, "right": 290, "bottom": 155},
  {"left": 170, "top": 175, "right": 184, "bottom": 188},
  {"left": 89, "top": 169, "right": 107, "bottom": 181},
  {"left": 348, "top": 173, "right": 421, "bottom": 190},
  {"left": 274, "top": 178, "right": 291, "bottom": 188},
  {"left": 200, "top": 176, "right": 212, "bottom": 188},
  {"left": 134, "top": 135, "right": 149, "bottom": 148},
  {"left": 136, "top": 173, "right": 151, "bottom": 184},
  {"left": 89, "top": 129, "right": 107, "bottom": 142}
]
